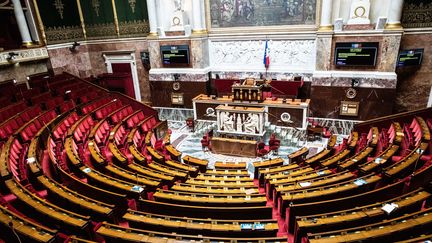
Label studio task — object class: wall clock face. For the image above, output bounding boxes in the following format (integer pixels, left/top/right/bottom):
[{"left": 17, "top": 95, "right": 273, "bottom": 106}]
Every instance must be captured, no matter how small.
[
  {"left": 354, "top": 6, "right": 366, "bottom": 18},
  {"left": 173, "top": 82, "right": 181, "bottom": 91},
  {"left": 280, "top": 112, "right": 292, "bottom": 122},
  {"left": 173, "top": 16, "right": 181, "bottom": 26},
  {"left": 346, "top": 88, "right": 357, "bottom": 99}
]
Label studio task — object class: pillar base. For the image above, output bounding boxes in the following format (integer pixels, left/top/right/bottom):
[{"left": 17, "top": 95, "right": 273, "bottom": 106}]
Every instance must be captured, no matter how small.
[
  {"left": 385, "top": 22, "right": 403, "bottom": 30},
  {"left": 318, "top": 25, "right": 333, "bottom": 32},
  {"left": 191, "top": 29, "right": 208, "bottom": 35},
  {"left": 22, "top": 41, "right": 34, "bottom": 47}
]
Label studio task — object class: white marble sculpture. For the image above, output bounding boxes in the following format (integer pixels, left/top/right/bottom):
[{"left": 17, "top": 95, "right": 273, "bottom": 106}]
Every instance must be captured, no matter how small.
[
  {"left": 210, "top": 40, "right": 316, "bottom": 72},
  {"left": 347, "top": 0, "right": 371, "bottom": 25},
  {"left": 222, "top": 112, "right": 234, "bottom": 132}
]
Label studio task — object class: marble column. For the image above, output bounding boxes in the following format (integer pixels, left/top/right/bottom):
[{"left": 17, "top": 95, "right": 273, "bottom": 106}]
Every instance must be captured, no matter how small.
[
  {"left": 12, "top": 0, "right": 33, "bottom": 46},
  {"left": 24, "top": 0, "right": 39, "bottom": 43},
  {"left": 319, "top": 0, "right": 333, "bottom": 31},
  {"left": 386, "top": 0, "right": 404, "bottom": 29},
  {"left": 155, "top": 0, "right": 165, "bottom": 37},
  {"left": 146, "top": 0, "right": 158, "bottom": 36},
  {"left": 191, "top": 0, "right": 206, "bottom": 34}
]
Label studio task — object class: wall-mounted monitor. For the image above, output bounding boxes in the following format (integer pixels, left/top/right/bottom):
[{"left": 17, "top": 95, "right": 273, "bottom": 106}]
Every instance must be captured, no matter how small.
[
  {"left": 334, "top": 42, "right": 379, "bottom": 66},
  {"left": 161, "top": 45, "right": 190, "bottom": 67},
  {"left": 397, "top": 49, "right": 424, "bottom": 67}
]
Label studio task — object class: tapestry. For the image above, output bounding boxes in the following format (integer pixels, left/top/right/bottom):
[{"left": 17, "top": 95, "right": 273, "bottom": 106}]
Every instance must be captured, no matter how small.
[{"left": 209, "top": 0, "right": 316, "bottom": 28}]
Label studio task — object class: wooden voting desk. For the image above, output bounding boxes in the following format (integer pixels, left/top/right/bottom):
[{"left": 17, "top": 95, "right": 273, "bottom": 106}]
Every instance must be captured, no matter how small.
[
  {"left": 193, "top": 94, "right": 310, "bottom": 129},
  {"left": 211, "top": 137, "right": 257, "bottom": 158}
]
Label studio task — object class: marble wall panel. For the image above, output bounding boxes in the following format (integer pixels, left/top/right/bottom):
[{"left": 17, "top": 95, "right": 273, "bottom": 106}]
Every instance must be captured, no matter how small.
[
  {"left": 315, "top": 34, "right": 333, "bottom": 71},
  {"left": 210, "top": 40, "right": 316, "bottom": 72},
  {"left": 211, "top": 71, "right": 313, "bottom": 81},
  {"left": 395, "top": 33, "right": 432, "bottom": 112},
  {"left": 331, "top": 35, "right": 401, "bottom": 73},
  {"left": 148, "top": 40, "right": 161, "bottom": 69},
  {"left": 191, "top": 38, "right": 210, "bottom": 69},
  {"left": 310, "top": 86, "right": 395, "bottom": 120},
  {"left": 47, "top": 44, "right": 92, "bottom": 77},
  {"left": 150, "top": 80, "right": 208, "bottom": 108},
  {"left": 47, "top": 40, "right": 152, "bottom": 102},
  {"left": 86, "top": 40, "right": 151, "bottom": 102},
  {"left": 0, "top": 61, "right": 48, "bottom": 84}
]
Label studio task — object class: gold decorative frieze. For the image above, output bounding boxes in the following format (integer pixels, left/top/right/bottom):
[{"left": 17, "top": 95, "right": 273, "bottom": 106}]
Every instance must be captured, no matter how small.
[
  {"left": 402, "top": 2, "right": 432, "bottom": 28},
  {"left": 0, "top": 47, "right": 49, "bottom": 66},
  {"left": 119, "top": 20, "right": 149, "bottom": 37},
  {"left": 86, "top": 23, "right": 117, "bottom": 39},
  {"left": 45, "top": 25, "right": 84, "bottom": 44}
]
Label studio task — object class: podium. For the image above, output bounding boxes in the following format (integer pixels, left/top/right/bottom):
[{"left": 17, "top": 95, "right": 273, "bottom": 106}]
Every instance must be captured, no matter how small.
[
  {"left": 232, "top": 78, "right": 264, "bottom": 103},
  {"left": 216, "top": 105, "right": 265, "bottom": 137}
]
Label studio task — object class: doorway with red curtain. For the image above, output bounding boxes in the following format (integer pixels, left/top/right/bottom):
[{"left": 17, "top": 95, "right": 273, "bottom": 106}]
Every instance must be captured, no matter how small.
[{"left": 102, "top": 63, "right": 136, "bottom": 99}]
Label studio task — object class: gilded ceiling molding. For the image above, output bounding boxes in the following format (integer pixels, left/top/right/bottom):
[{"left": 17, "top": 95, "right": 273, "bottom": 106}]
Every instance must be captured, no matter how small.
[
  {"left": 32, "top": 0, "right": 46, "bottom": 45},
  {"left": 111, "top": 0, "right": 120, "bottom": 36},
  {"left": 76, "top": 0, "right": 87, "bottom": 39}
]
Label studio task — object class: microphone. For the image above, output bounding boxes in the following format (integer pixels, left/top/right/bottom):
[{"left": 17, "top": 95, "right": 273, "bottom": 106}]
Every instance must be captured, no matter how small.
[{"left": 9, "top": 221, "right": 23, "bottom": 243}]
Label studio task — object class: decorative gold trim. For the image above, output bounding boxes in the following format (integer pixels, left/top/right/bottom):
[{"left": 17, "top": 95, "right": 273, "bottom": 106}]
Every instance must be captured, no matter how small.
[
  {"left": 385, "top": 22, "right": 403, "bottom": 30},
  {"left": 32, "top": 0, "right": 46, "bottom": 45},
  {"left": 192, "top": 29, "right": 208, "bottom": 35},
  {"left": 148, "top": 32, "right": 158, "bottom": 36},
  {"left": 111, "top": 0, "right": 120, "bottom": 37},
  {"left": 22, "top": 41, "right": 34, "bottom": 47},
  {"left": 76, "top": 0, "right": 86, "bottom": 39},
  {"left": 318, "top": 25, "right": 333, "bottom": 31}
]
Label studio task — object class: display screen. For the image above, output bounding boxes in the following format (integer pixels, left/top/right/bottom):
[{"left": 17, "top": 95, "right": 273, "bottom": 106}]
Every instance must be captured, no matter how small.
[
  {"left": 397, "top": 49, "right": 424, "bottom": 67},
  {"left": 161, "top": 45, "right": 189, "bottom": 66},
  {"left": 334, "top": 42, "right": 379, "bottom": 66}
]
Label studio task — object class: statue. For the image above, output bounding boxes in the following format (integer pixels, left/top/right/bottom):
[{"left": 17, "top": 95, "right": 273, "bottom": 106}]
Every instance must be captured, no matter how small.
[
  {"left": 223, "top": 112, "right": 234, "bottom": 132},
  {"left": 236, "top": 114, "right": 242, "bottom": 132},
  {"left": 244, "top": 113, "right": 258, "bottom": 134},
  {"left": 174, "top": 0, "right": 183, "bottom": 11}
]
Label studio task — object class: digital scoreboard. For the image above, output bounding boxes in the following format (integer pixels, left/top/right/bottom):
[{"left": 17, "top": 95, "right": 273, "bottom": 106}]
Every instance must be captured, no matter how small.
[
  {"left": 161, "top": 45, "right": 190, "bottom": 67},
  {"left": 335, "top": 42, "right": 379, "bottom": 66},
  {"left": 397, "top": 49, "right": 424, "bottom": 67}
]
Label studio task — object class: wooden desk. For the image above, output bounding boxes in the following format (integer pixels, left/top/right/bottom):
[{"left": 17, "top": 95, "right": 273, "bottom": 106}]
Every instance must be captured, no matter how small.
[
  {"left": 252, "top": 157, "right": 284, "bottom": 179},
  {"left": 0, "top": 204, "right": 57, "bottom": 242},
  {"left": 288, "top": 147, "right": 309, "bottom": 163},
  {"left": 214, "top": 161, "right": 247, "bottom": 169},
  {"left": 124, "top": 209, "right": 278, "bottom": 238},
  {"left": 165, "top": 144, "right": 182, "bottom": 161},
  {"left": 183, "top": 155, "right": 208, "bottom": 173},
  {"left": 211, "top": 137, "right": 257, "bottom": 158}
]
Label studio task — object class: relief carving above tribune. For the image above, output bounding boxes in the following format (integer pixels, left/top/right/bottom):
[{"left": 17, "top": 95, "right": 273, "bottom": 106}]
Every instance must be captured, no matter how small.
[{"left": 210, "top": 40, "right": 315, "bottom": 71}]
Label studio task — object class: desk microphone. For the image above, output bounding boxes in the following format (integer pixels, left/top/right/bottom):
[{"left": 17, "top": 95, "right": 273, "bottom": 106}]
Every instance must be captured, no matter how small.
[{"left": 9, "top": 221, "right": 23, "bottom": 243}]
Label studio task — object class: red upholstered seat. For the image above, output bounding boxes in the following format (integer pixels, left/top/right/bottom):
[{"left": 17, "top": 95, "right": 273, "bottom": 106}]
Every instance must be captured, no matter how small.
[{"left": 257, "top": 141, "right": 268, "bottom": 157}]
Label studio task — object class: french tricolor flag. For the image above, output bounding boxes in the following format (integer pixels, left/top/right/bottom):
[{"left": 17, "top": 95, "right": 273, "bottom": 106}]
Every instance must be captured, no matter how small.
[{"left": 263, "top": 39, "right": 270, "bottom": 69}]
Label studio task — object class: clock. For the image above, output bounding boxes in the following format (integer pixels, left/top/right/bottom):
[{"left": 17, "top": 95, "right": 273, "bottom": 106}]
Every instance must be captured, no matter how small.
[
  {"left": 172, "top": 16, "right": 181, "bottom": 26},
  {"left": 346, "top": 88, "right": 357, "bottom": 99},
  {"left": 354, "top": 6, "right": 366, "bottom": 18},
  {"left": 173, "top": 82, "right": 181, "bottom": 91}
]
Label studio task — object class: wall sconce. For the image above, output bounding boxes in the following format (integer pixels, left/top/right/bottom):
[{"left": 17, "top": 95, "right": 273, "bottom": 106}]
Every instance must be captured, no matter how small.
[
  {"left": 69, "top": 41, "right": 80, "bottom": 53},
  {"left": 7, "top": 52, "right": 19, "bottom": 62}
]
